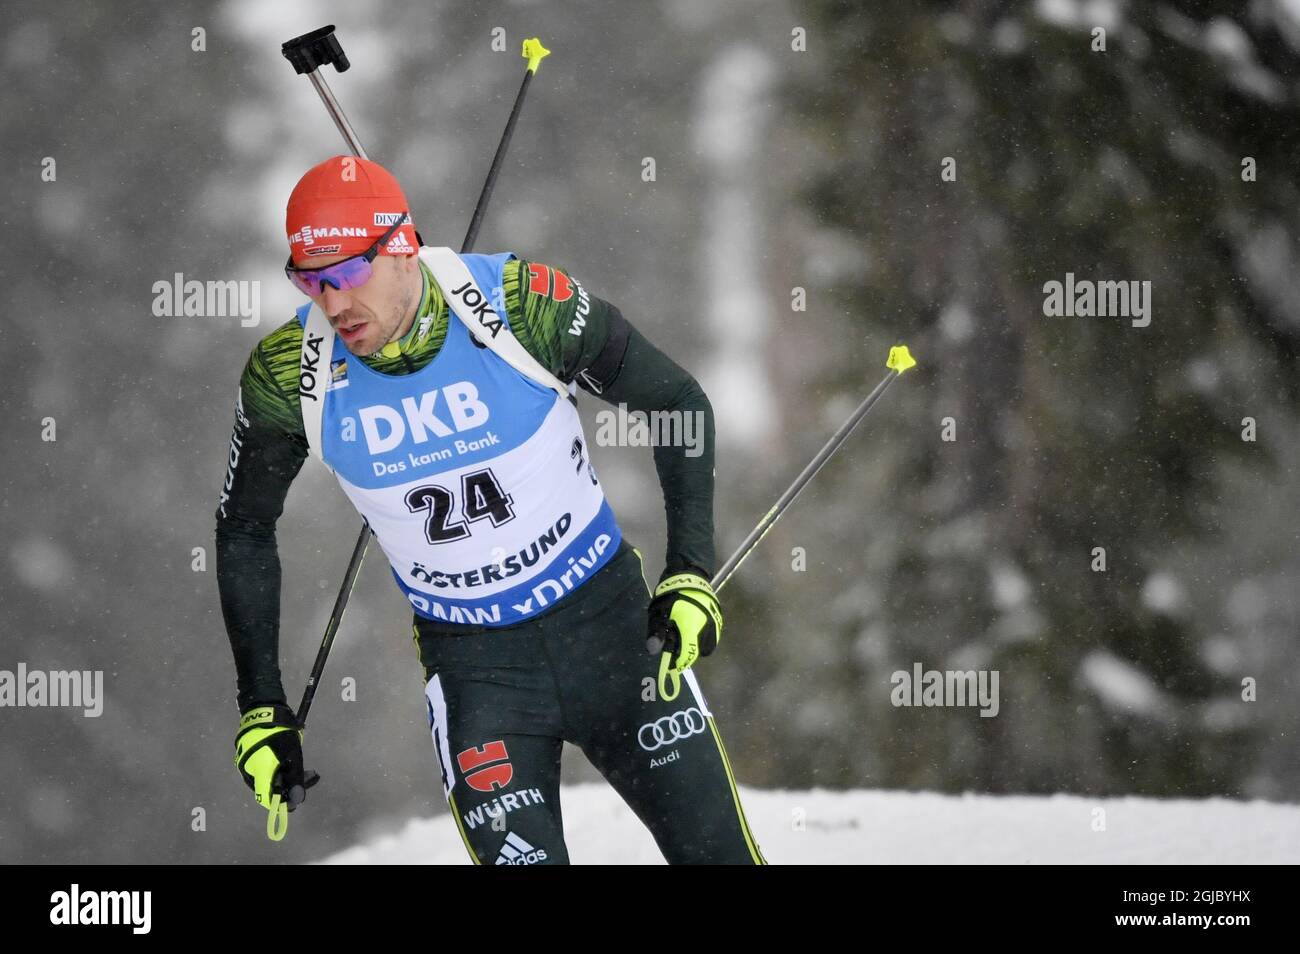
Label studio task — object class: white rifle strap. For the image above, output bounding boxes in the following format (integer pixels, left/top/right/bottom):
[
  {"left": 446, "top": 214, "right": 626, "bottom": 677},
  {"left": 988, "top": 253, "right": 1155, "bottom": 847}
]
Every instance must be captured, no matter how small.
[
  {"left": 419, "top": 245, "right": 571, "bottom": 401},
  {"left": 299, "top": 302, "right": 336, "bottom": 470}
]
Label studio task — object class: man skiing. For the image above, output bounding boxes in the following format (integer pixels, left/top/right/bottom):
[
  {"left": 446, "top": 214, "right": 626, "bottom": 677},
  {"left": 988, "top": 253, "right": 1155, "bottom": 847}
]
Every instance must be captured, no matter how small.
[{"left": 215, "top": 155, "right": 766, "bottom": 864}]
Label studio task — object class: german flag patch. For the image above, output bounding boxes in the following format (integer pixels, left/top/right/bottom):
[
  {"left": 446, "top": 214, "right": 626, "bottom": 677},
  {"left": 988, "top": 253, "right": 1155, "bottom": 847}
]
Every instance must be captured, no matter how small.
[{"left": 527, "top": 262, "right": 574, "bottom": 303}]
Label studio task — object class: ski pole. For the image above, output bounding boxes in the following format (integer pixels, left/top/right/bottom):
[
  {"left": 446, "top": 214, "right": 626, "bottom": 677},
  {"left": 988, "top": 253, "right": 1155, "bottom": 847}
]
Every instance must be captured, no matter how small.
[
  {"left": 281, "top": 25, "right": 369, "bottom": 159},
  {"left": 286, "top": 31, "right": 552, "bottom": 733},
  {"left": 650, "top": 345, "right": 918, "bottom": 701}
]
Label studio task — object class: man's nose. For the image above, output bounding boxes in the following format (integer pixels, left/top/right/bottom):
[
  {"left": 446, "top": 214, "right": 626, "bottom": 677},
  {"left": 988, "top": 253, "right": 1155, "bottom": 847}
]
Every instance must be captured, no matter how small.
[{"left": 319, "top": 284, "right": 351, "bottom": 317}]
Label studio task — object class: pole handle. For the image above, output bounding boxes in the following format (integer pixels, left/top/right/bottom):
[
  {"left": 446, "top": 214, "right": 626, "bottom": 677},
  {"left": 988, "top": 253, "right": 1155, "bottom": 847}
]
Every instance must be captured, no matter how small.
[
  {"left": 281, "top": 25, "right": 351, "bottom": 75},
  {"left": 887, "top": 345, "right": 916, "bottom": 374},
  {"left": 522, "top": 38, "right": 551, "bottom": 73}
]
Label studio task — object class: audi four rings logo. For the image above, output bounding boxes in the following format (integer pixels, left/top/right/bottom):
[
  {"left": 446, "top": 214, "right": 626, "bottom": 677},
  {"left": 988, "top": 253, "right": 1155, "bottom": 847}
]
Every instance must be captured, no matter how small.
[{"left": 637, "top": 707, "right": 707, "bottom": 751}]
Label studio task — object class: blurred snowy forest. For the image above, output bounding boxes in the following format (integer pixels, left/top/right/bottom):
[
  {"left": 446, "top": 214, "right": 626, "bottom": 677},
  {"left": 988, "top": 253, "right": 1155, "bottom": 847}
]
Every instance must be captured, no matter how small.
[{"left": 1, "top": 0, "right": 1297, "bottom": 864}]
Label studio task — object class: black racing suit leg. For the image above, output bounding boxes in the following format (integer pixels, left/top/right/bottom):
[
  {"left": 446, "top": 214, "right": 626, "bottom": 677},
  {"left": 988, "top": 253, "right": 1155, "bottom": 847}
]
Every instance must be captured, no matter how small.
[
  {"left": 419, "top": 622, "right": 569, "bottom": 865},
  {"left": 543, "top": 542, "right": 767, "bottom": 865}
]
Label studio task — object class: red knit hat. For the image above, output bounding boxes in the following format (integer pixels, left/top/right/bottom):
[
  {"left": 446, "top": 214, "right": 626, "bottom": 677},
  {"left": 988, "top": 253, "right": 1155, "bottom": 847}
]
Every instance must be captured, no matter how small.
[{"left": 285, "top": 156, "right": 418, "bottom": 265}]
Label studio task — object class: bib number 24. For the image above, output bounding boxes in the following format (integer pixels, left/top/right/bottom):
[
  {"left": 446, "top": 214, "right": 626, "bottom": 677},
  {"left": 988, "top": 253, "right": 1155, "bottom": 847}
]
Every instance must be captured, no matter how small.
[{"left": 404, "top": 468, "right": 515, "bottom": 544}]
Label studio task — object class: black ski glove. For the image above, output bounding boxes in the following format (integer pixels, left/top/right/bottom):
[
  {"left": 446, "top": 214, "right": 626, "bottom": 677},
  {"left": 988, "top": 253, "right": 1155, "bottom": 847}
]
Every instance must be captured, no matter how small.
[
  {"left": 646, "top": 568, "right": 722, "bottom": 701},
  {"left": 233, "top": 703, "right": 320, "bottom": 840}
]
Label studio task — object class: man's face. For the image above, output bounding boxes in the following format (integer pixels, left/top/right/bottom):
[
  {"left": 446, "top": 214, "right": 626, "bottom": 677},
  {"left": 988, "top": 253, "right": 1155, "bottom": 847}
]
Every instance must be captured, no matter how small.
[{"left": 297, "top": 252, "right": 419, "bottom": 356}]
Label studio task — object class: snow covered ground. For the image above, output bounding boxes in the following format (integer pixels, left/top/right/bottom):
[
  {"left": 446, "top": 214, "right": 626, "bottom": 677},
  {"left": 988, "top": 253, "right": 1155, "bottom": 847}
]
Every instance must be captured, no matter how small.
[{"left": 320, "top": 784, "right": 1300, "bottom": 864}]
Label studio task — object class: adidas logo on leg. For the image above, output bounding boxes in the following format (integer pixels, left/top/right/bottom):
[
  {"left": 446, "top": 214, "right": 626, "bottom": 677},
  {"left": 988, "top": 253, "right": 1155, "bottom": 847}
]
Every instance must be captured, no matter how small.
[{"left": 495, "top": 830, "right": 549, "bottom": 865}]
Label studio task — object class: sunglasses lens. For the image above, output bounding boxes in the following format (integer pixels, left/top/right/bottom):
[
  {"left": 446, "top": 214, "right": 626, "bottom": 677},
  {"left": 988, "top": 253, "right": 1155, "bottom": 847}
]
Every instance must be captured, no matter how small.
[
  {"left": 286, "top": 269, "right": 317, "bottom": 295},
  {"left": 328, "top": 257, "right": 374, "bottom": 290},
  {"left": 286, "top": 256, "right": 374, "bottom": 295}
]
